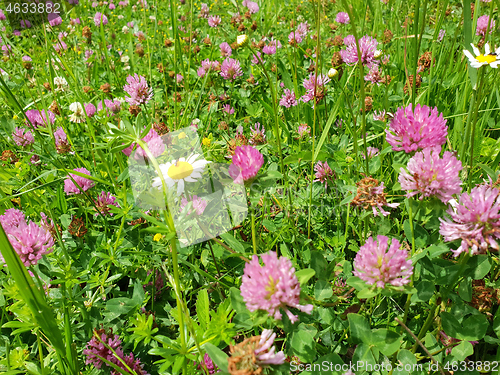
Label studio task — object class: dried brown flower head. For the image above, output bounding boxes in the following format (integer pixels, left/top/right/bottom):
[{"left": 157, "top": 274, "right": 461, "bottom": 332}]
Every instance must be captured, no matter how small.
[
  {"left": 68, "top": 216, "right": 87, "bottom": 237},
  {"left": 227, "top": 135, "right": 248, "bottom": 156},
  {"left": 1, "top": 150, "right": 17, "bottom": 164},
  {"left": 129, "top": 105, "right": 141, "bottom": 116},
  {"left": 100, "top": 83, "right": 111, "bottom": 94},
  {"left": 383, "top": 29, "right": 393, "bottom": 44},
  {"left": 333, "top": 35, "right": 344, "bottom": 47},
  {"left": 331, "top": 51, "right": 343, "bottom": 68},
  {"left": 82, "top": 26, "right": 92, "bottom": 40},
  {"left": 135, "top": 45, "right": 145, "bottom": 57},
  {"left": 49, "top": 100, "right": 60, "bottom": 116},
  {"left": 403, "top": 74, "right": 422, "bottom": 94},
  {"left": 418, "top": 51, "right": 433, "bottom": 72},
  {"left": 228, "top": 336, "right": 262, "bottom": 375},
  {"left": 469, "top": 279, "right": 500, "bottom": 313},
  {"left": 351, "top": 176, "right": 389, "bottom": 212},
  {"left": 153, "top": 122, "right": 170, "bottom": 136},
  {"left": 363, "top": 96, "right": 373, "bottom": 112}
]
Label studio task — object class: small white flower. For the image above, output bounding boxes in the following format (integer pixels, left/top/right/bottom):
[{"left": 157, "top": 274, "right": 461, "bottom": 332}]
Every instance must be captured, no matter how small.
[
  {"left": 122, "top": 25, "right": 129, "bottom": 34},
  {"left": 69, "top": 102, "right": 85, "bottom": 123},
  {"left": 54, "top": 76, "right": 68, "bottom": 92},
  {"left": 121, "top": 55, "right": 130, "bottom": 63},
  {"left": 236, "top": 34, "right": 249, "bottom": 47},
  {"left": 327, "top": 68, "right": 338, "bottom": 78},
  {"left": 69, "top": 102, "right": 82, "bottom": 112},
  {"left": 117, "top": 15, "right": 124, "bottom": 19},
  {"left": 463, "top": 43, "right": 500, "bottom": 68},
  {"left": 374, "top": 49, "right": 382, "bottom": 59}
]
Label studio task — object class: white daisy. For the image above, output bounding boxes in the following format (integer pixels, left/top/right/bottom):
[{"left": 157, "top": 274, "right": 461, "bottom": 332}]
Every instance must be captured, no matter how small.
[
  {"left": 463, "top": 43, "right": 500, "bottom": 68},
  {"left": 152, "top": 154, "right": 211, "bottom": 196}
]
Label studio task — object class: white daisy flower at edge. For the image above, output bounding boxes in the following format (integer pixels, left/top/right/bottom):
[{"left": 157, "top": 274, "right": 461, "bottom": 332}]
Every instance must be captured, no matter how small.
[
  {"left": 463, "top": 43, "right": 500, "bottom": 68},
  {"left": 152, "top": 154, "right": 211, "bottom": 196}
]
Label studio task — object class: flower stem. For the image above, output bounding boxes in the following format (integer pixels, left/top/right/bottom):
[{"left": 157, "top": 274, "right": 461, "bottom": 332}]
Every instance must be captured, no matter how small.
[
  {"left": 135, "top": 139, "right": 187, "bottom": 369},
  {"left": 340, "top": 0, "right": 369, "bottom": 174},
  {"left": 411, "top": 253, "right": 470, "bottom": 352},
  {"left": 251, "top": 206, "right": 258, "bottom": 254},
  {"left": 468, "top": 68, "right": 486, "bottom": 190}
]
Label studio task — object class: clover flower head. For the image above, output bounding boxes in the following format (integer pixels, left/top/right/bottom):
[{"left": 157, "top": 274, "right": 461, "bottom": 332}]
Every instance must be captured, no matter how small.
[
  {"left": 439, "top": 184, "right": 500, "bottom": 257},
  {"left": 12, "top": 127, "right": 34, "bottom": 147},
  {"left": 64, "top": 167, "right": 95, "bottom": 195},
  {"left": 124, "top": 74, "right": 153, "bottom": 106},
  {"left": 353, "top": 235, "right": 413, "bottom": 288},
  {"left": 399, "top": 147, "right": 462, "bottom": 203},
  {"left": 228, "top": 145, "right": 264, "bottom": 184},
  {"left": 385, "top": 104, "right": 448, "bottom": 153},
  {"left": 240, "top": 251, "right": 313, "bottom": 323}
]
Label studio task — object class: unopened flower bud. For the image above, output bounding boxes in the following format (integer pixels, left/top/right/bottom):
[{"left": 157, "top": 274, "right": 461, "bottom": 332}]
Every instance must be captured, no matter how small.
[
  {"left": 327, "top": 68, "right": 338, "bottom": 78},
  {"left": 236, "top": 34, "right": 248, "bottom": 47}
]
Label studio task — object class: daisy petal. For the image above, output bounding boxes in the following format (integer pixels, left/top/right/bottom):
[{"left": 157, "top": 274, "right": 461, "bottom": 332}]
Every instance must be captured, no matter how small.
[
  {"left": 463, "top": 50, "right": 475, "bottom": 62},
  {"left": 471, "top": 43, "right": 480, "bottom": 56},
  {"left": 177, "top": 179, "right": 184, "bottom": 196}
]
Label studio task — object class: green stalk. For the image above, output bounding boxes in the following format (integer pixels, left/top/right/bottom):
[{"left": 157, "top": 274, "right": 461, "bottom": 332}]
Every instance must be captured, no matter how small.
[
  {"left": 401, "top": 198, "right": 416, "bottom": 327},
  {"left": 411, "top": 0, "right": 420, "bottom": 107},
  {"left": 37, "top": 330, "right": 45, "bottom": 375},
  {"left": 468, "top": 68, "right": 486, "bottom": 189},
  {"left": 251, "top": 206, "right": 258, "bottom": 254},
  {"left": 411, "top": 253, "right": 470, "bottom": 352},
  {"left": 247, "top": 45, "right": 285, "bottom": 179},
  {"left": 134, "top": 139, "right": 187, "bottom": 370},
  {"left": 341, "top": 0, "right": 369, "bottom": 174},
  {"left": 307, "top": 0, "right": 322, "bottom": 238}
]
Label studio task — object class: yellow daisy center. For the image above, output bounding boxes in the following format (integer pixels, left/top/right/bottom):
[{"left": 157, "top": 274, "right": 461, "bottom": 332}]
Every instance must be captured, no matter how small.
[
  {"left": 476, "top": 54, "right": 496, "bottom": 64},
  {"left": 178, "top": 132, "right": 187, "bottom": 139},
  {"left": 168, "top": 161, "right": 193, "bottom": 180}
]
